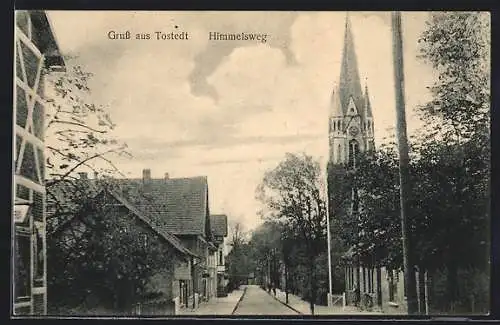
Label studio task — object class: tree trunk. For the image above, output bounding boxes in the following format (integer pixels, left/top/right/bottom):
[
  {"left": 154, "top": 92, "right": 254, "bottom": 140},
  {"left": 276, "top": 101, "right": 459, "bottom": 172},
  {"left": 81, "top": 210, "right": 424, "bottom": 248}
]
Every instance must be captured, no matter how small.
[
  {"left": 447, "top": 264, "right": 458, "bottom": 312},
  {"left": 356, "top": 263, "right": 361, "bottom": 306},
  {"left": 309, "top": 257, "right": 315, "bottom": 315},
  {"left": 418, "top": 266, "right": 427, "bottom": 314},
  {"left": 389, "top": 269, "right": 395, "bottom": 302},
  {"left": 376, "top": 266, "right": 382, "bottom": 308},
  {"left": 426, "top": 270, "right": 432, "bottom": 314},
  {"left": 285, "top": 262, "right": 289, "bottom": 304}
]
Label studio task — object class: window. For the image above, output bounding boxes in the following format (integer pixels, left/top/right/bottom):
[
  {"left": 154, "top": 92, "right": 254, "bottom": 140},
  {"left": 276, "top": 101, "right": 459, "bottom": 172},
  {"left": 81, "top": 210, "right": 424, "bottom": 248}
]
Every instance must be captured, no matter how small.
[
  {"left": 14, "top": 226, "right": 31, "bottom": 300},
  {"left": 337, "top": 144, "right": 342, "bottom": 163},
  {"left": 219, "top": 251, "right": 223, "bottom": 265},
  {"left": 348, "top": 140, "right": 359, "bottom": 169},
  {"left": 33, "top": 222, "right": 44, "bottom": 285}
]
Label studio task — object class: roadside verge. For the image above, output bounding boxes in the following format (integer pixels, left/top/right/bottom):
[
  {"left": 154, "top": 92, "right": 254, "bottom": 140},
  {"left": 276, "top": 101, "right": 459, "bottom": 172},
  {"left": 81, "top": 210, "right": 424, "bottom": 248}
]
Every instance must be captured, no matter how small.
[
  {"left": 231, "top": 286, "right": 248, "bottom": 314},
  {"left": 263, "top": 287, "right": 303, "bottom": 315}
]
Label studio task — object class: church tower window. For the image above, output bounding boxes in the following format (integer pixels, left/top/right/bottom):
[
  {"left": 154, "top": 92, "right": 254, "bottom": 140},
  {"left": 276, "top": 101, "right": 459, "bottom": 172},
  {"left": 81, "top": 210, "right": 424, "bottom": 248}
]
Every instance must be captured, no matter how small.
[
  {"left": 348, "top": 140, "right": 359, "bottom": 169},
  {"left": 337, "top": 144, "right": 342, "bottom": 163}
]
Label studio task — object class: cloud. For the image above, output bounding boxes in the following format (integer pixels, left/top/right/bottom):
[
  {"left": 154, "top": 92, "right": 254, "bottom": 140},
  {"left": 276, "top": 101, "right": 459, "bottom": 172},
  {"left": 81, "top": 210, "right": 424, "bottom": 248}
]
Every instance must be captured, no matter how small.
[{"left": 46, "top": 11, "right": 436, "bottom": 232}]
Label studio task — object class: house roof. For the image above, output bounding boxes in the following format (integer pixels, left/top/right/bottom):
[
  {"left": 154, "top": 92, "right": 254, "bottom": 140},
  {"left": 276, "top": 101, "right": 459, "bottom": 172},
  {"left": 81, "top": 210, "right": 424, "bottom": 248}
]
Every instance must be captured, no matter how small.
[
  {"left": 210, "top": 214, "right": 228, "bottom": 237},
  {"left": 104, "top": 189, "right": 198, "bottom": 258},
  {"left": 29, "top": 11, "right": 66, "bottom": 70},
  {"left": 46, "top": 178, "right": 101, "bottom": 234},
  {"left": 116, "top": 176, "right": 210, "bottom": 236}
]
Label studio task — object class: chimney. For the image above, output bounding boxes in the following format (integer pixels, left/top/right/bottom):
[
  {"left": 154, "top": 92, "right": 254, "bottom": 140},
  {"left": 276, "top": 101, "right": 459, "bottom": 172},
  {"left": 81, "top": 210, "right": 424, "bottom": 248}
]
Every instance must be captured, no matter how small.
[
  {"left": 143, "top": 169, "right": 151, "bottom": 182},
  {"left": 78, "top": 172, "right": 88, "bottom": 180},
  {"left": 164, "top": 172, "right": 170, "bottom": 181}
]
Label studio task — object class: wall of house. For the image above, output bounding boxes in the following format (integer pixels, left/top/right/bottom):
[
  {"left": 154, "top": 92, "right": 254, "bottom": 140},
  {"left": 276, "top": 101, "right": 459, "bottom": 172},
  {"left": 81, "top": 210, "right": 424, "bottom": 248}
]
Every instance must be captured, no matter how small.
[
  {"left": 14, "top": 10, "right": 52, "bottom": 316},
  {"left": 146, "top": 266, "right": 175, "bottom": 301},
  {"left": 344, "top": 265, "right": 407, "bottom": 313}
]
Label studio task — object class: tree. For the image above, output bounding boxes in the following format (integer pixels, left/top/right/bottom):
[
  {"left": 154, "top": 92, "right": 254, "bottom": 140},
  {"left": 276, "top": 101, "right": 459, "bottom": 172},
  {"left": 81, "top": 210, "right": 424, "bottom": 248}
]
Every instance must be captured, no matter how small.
[
  {"left": 415, "top": 11, "right": 490, "bottom": 313},
  {"left": 227, "top": 221, "right": 246, "bottom": 249},
  {"left": 47, "top": 184, "right": 178, "bottom": 313},
  {"left": 256, "top": 152, "right": 327, "bottom": 314},
  {"left": 226, "top": 222, "right": 252, "bottom": 290}
]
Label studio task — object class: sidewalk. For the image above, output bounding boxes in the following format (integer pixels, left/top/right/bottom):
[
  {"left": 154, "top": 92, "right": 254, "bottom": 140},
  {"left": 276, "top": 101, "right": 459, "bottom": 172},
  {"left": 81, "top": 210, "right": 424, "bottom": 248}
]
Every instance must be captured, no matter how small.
[
  {"left": 268, "top": 288, "right": 383, "bottom": 315},
  {"left": 178, "top": 286, "right": 247, "bottom": 316}
]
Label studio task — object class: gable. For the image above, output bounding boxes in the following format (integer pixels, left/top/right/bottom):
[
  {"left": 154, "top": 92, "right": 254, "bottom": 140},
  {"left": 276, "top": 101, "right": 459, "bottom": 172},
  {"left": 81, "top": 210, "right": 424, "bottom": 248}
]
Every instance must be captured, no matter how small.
[
  {"left": 210, "top": 215, "right": 228, "bottom": 237},
  {"left": 346, "top": 96, "right": 358, "bottom": 116}
]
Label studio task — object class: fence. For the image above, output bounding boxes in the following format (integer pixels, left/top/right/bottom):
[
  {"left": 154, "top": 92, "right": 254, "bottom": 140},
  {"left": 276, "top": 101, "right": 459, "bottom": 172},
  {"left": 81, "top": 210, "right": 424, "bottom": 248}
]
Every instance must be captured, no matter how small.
[
  {"left": 329, "top": 293, "right": 346, "bottom": 309},
  {"left": 133, "top": 299, "right": 176, "bottom": 316}
]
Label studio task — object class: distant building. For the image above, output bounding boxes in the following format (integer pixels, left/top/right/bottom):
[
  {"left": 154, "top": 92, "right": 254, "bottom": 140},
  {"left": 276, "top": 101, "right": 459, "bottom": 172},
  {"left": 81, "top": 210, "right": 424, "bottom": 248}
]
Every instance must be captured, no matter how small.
[
  {"left": 13, "top": 10, "right": 65, "bottom": 315},
  {"left": 326, "top": 16, "right": 406, "bottom": 312},
  {"left": 210, "top": 214, "right": 229, "bottom": 296}
]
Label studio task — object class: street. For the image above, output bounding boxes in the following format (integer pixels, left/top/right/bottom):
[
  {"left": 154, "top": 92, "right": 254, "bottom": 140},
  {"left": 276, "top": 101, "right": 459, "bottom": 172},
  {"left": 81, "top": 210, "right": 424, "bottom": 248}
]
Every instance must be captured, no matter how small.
[{"left": 232, "top": 285, "right": 299, "bottom": 315}]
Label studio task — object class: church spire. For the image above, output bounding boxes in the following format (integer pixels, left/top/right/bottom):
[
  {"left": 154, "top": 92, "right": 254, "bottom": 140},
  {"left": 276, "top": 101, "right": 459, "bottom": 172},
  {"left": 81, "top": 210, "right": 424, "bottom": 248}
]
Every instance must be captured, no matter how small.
[
  {"left": 339, "top": 13, "right": 364, "bottom": 119},
  {"left": 364, "top": 79, "right": 373, "bottom": 118}
]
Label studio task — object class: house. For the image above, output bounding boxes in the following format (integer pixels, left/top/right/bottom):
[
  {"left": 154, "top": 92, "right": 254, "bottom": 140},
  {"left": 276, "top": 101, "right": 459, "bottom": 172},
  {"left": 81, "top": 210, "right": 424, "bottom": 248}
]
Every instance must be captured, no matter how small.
[
  {"left": 210, "top": 214, "right": 229, "bottom": 297},
  {"left": 117, "top": 169, "right": 217, "bottom": 309},
  {"left": 13, "top": 10, "right": 66, "bottom": 315},
  {"left": 47, "top": 182, "right": 199, "bottom": 315}
]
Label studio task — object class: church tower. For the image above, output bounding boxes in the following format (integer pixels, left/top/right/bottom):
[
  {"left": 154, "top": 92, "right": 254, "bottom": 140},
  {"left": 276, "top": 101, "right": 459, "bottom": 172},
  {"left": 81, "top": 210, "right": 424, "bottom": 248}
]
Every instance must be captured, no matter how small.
[{"left": 328, "top": 15, "right": 375, "bottom": 168}]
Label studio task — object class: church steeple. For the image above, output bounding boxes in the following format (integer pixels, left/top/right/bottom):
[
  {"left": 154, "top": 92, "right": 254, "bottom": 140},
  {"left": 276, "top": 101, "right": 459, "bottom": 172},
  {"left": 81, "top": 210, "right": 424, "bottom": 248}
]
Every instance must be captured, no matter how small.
[
  {"left": 364, "top": 81, "right": 373, "bottom": 118},
  {"left": 339, "top": 14, "right": 364, "bottom": 119}
]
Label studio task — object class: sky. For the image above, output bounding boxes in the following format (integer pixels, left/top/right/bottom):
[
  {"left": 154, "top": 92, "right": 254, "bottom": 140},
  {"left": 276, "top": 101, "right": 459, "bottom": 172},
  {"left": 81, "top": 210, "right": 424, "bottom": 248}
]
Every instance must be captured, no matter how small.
[{"left": 45, "top": 11, "right": 437, "bottom": 232}]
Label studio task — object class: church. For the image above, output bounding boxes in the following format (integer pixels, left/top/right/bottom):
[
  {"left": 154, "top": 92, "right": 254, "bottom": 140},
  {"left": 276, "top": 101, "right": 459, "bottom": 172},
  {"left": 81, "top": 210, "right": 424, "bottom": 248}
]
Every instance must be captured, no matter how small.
[{"left": 326, "top": 15, "right": 407, "bottom": 313}]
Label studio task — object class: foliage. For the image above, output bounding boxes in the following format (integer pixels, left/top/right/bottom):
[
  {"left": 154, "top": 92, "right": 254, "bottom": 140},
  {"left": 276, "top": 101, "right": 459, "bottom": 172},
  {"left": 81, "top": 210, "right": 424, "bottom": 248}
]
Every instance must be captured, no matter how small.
[
  {"left": 255, "top": 153, "right": 328, "bottom": 313},
  {"left": 45, "top": 63, "right": 131, "bottom": 197},
  {"left": 47, "top": 183, "right": 178, "bottom": 311},
  {"left": 417, "top": 12, "right": 490, "bottom": 142},
  {"left": 225, "top": 222, "right": 253, "bottom": 290},
  {"left": 333, "top": 12, "right": 491, "bottom": 314}
]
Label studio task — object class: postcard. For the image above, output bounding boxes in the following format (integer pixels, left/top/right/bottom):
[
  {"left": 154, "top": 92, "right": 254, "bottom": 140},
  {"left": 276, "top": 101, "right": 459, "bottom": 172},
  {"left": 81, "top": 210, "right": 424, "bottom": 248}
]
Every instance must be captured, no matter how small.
[{"left": 12, "top": 10, "right": 490, "bottom": 317}]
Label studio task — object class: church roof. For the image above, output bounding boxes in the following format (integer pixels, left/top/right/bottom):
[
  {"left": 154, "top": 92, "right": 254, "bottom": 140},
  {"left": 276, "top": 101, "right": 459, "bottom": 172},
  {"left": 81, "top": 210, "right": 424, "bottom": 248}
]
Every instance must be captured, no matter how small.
[{"left": 338, "top": 14, "right": 365, "bottom": 120}]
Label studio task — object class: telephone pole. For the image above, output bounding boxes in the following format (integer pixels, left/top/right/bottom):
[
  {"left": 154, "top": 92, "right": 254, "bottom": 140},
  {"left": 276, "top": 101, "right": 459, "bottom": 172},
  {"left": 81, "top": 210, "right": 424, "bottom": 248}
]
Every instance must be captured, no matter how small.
[
  {"left": 325, "top": 165, "right": 334, "bottom": 306},
  {"left": 391, "top": 11, "right": 418, "bottom": 315}
]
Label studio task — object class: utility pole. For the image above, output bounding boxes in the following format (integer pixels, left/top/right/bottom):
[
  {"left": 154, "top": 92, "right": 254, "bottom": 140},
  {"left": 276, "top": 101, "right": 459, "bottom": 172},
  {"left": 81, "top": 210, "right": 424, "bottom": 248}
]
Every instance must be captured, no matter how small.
[
  {"left": 325, "top": 165, "right": 334, "bottom": 307},
  {"left": 391, "top": 11, "right": 418, "bottom": 315}
]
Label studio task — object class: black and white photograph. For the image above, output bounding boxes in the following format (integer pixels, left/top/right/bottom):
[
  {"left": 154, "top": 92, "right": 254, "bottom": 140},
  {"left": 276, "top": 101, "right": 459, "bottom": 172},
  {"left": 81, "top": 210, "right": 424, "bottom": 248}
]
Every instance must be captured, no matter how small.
[{"left": 12, "top": 10, "right": 490, "bottom": 317}]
